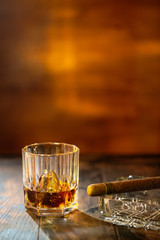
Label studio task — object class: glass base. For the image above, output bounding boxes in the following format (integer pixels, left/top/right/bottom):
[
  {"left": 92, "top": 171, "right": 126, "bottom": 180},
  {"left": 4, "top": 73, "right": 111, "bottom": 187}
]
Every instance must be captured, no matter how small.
[{"left": 25, "top": 202, "right": 78, "bottom": 217}]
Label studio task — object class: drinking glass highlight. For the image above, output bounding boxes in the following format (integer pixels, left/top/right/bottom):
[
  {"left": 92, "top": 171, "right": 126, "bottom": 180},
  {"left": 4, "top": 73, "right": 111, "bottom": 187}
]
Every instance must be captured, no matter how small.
[{"left": 22, "top": 142, "right": 79, "bottom": 216}]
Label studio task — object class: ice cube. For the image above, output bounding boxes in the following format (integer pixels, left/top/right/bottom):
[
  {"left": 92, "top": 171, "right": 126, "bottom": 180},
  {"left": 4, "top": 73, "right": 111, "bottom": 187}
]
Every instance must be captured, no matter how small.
[
  {"left": 61, "top": 179, "right": 70, "bottom": 191},
  {"left": 47, "top": 170, "right": 61, "bottom": 193},
  {"left": 38, "top": 169, "right": 49, "bottom": 191}
]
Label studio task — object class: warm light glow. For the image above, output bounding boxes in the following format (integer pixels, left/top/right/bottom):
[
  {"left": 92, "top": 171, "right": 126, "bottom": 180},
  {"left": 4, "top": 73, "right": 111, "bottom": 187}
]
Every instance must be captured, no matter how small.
[{"left": 45, "top": 40, "right": 76, "bottom": 72}]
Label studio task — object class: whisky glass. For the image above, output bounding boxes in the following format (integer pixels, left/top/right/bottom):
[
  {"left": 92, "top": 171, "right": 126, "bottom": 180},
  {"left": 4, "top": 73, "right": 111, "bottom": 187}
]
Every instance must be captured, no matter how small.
[{"left": 22, "top": 142, "right": 79, "bottom": 216}]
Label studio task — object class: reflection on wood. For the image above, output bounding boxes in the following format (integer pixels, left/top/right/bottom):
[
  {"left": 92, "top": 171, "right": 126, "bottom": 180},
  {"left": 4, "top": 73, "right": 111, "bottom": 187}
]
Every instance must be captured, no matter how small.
[
  {"left": 27, "top": 210, "right": 115, "bottom": 240},
  {"left": 0, "top": 1, "right": 160, "bottom": 154},
  {"left": 0, "top": 156, "right": 160, "bottom": 239}
]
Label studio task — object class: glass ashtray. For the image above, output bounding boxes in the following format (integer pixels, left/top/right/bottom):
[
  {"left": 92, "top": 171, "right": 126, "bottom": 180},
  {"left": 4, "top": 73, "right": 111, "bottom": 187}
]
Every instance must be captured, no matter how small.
[{"left": 99, "top": 176, "right": 160, "bottom": 230}]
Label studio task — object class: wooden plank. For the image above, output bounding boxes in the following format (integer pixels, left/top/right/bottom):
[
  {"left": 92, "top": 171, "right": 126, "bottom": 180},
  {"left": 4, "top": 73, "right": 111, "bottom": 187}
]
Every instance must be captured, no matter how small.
[
  {"left": 27, "top": 210, "right": 116, "bottom": 240},
  {"left": 0, "top": 157, "right": 116, "bottom": 240},
  {"left": 0, "top": 156, "right": 160, "bottom": 239},
  {"left": 115, "top": 226, "right": 160, "bottom": 240},
  {"left": 80, "top": 155, "right": 160, "bottom": 240},
  {"left": 0, "top": 159, "right": 47, "bottom": 240}
]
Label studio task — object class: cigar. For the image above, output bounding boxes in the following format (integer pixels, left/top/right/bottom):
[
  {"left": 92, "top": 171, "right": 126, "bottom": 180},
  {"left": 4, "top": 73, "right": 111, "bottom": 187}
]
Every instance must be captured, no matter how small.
[{"left": 87, "top": 176, "right": 160, "bottom": 197}]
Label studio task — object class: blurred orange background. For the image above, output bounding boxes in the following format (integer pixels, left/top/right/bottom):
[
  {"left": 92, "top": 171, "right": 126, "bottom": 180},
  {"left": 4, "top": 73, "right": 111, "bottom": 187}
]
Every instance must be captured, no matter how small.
[{"left": 0, "top": 0, "right": 160, "bottom": 155}]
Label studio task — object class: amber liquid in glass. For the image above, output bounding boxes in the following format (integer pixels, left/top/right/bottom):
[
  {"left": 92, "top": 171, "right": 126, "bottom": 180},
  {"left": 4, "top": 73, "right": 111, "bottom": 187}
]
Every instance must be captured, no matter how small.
[{"left": 24, "top": 187, "right": 76, "bottom": 208}]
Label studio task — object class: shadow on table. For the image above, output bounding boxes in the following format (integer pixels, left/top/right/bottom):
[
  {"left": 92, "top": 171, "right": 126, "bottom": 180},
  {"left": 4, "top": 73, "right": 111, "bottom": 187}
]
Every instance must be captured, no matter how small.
[{"left": 27, "top": 209, "right": 115, "bottom": 240}]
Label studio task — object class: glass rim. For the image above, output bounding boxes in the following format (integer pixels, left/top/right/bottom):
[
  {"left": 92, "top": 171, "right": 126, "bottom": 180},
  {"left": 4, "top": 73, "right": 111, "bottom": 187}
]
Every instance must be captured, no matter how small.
[{"left": 22, "top": 142, "right": 79, "bottom": 157}]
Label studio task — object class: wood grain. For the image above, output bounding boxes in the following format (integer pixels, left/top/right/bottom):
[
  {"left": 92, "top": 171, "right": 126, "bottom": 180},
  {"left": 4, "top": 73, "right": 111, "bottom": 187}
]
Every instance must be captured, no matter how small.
[{"left": 1, "top": 155, "right": 160, "bottom": 239}]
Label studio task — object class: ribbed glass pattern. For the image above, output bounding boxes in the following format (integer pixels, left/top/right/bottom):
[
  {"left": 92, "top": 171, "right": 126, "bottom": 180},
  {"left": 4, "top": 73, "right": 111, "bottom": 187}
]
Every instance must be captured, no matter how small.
[{"left": 22, "top": 142, "right": 79, "bottom": 216}]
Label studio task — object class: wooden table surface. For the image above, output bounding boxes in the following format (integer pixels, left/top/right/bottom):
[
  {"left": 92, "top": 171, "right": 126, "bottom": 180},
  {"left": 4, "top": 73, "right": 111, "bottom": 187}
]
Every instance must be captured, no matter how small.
[{"left": 0, "top": 155, "right": 160, "bottom": 240}]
